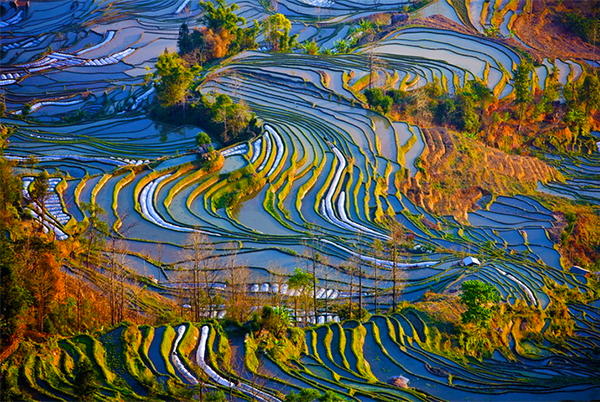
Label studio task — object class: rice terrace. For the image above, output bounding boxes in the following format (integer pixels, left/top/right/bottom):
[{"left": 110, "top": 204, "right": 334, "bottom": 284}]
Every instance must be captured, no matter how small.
[{"left": 1, "top": 0, "right": 600, "bottom": 400}]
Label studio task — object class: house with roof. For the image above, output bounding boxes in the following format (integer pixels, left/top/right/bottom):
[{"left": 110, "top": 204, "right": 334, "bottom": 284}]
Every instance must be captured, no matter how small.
[{"left": 463, "top": 256, "right": 481, "bottom": 266}]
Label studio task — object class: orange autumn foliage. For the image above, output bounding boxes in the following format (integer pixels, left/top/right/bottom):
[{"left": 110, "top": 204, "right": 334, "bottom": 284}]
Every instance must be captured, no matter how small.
[{"left": 202, "top": 27, "right": 234, "bottom": 60}]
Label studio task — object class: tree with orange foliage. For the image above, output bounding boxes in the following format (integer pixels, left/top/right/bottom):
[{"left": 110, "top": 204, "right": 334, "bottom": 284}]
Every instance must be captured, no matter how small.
[
  {"left": 203, "top": 27, "right": 234, "bottom": 59},
  {"left": 0, "top": 125, "right": 21, "bottom": 232},
  {"left": 192, "top": 0, "right": 257, "bottom": 62},
  {"left": 19, "top": 236, "right": 63, "bottom": 333}
]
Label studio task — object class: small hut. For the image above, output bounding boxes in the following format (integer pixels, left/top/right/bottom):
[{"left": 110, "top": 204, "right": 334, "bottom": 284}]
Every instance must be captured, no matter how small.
[
  {"left": 463, "top": 256, "right": 481, "bottom": 266},
  {"left": 387, "top": 375, "right": 410, "bottom": 388}
]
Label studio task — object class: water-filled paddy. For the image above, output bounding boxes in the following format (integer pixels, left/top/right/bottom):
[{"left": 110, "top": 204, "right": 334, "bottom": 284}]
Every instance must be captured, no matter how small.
[{"left": 4, "top": 0, "right": 600, "bottom": 399}]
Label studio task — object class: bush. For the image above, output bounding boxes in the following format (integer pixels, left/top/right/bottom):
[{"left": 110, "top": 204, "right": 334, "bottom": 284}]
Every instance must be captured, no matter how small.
[
  {"left": 206, "top": 390, "right": 227, "bottom": 402},
  {"left": 334, "top": 303, "right": 369, "bottom": 321},
  {"left": 364, "top": 88, "right": 392, "bottom": 113}
]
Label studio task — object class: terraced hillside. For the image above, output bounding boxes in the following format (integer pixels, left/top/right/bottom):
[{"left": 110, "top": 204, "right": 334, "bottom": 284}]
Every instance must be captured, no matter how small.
[
  {"left": 1, "top": 0, "right": 600, "bottom": 400},
  {"left": 4, "top": 315, "right": 600, "bottom": 401}
]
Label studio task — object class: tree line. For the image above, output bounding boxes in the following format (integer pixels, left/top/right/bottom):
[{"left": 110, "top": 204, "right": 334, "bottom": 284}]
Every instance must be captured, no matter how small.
[{"left": 361, "top": 62, "right": 600, "bottom": 154}]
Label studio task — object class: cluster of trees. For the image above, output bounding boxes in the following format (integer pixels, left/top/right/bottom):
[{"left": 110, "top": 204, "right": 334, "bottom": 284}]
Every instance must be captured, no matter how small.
[
  {"left": 153, "top": 51, "right": 195, "bottom": 108},
  {"left": 361, "top": 61, "right": 600, "bottom": 152},
  {"left": 177, "top": 0, "right": 258, "bottom": 66},
  {"left": 431, "top": 79, "right": 493, "bottom": 133},
  {"left": 0, "top": 121, "right": 414, "bottom": 353},
  {"left": 285, "top": 223, "right": 413, "bottom": 326},
  {"left": 152, "top": 51, "right": 260, "bottom": 144},
  {"left": 155, "top": 1, "right": 300, "bottom": 144},
  {"left": 177, "top": 1, "right": 297, "bottom": 65},
  {"left": 363, "top": 78, "right": 492, "bottom": 134},
  {"left": 562, "top": 10, "right": 599, "bottom": 45},
  {"left": 510, "top": 62, "right": 600, "bottom": 150}
]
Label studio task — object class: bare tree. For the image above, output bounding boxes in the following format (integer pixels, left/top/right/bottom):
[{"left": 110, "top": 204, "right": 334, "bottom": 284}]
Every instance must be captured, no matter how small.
[
  {"left": 368, "top": 49, "right": 386, "bottom": 90},
  {"left": 342, "top": 260, "right": 356, "bottom": 319},
  {"left": 224, "top": 242, "right": 251, "bottom": 323},
  {"left": 300, "top": 232, "right": 324, "bottom": 324},
  {"left": 348, "top": 239, "right": 366, "bottom": 320},
  {"left": 268, "top": 266, "right": 287, "bottom": 310},
  {"left": 385, "top": 217, "right": 408, "bottom": 311},
  {"left": 106, "top": 238, "right": 129, "bottom": 326},
  {"left": 181, "top": 232, "right": 220, "bottom": 321}
]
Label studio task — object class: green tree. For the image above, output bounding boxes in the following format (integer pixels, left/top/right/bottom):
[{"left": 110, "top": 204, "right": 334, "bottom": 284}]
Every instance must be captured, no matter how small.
[
  {"left": 256, "top": 306, "right": 291, "bottom": 338},
  {"left": 303, "top": 40, "right": 320, "bottom": 55},
  {"left": 512, "top": 62, "right": 533, "bottom": 128},
  {"left": 364, "top": 88, "right": 392, "bottom": 114},
  {"left": 564, "top": 105, "right": 587, "bottom": 138},
  {"left": 0, "top": 240, "right": 29, "bottom": 347},
  {"left": 205, "top": 94, "right": 252, "bottom": 143},
  {"left": 80, "top": 202, "right": 110, "bottom": 269},
  {"left": 465, "top": 79, "right": 493, "bottom": 106},
  {"left": 460, "top": 280, "right": 500, "bottom": 328},
  {"left": 21, "top": 104, "right": 31, "bottom": 117},
  {"left": 178, "top": 23, "right": 193, "bottom": 54},
  {"left": 433, "top": 97, "right": 457, "bottom": 126},
  {"left": 535, "top": 67, "right": 561, "bottom": 117},
  {"left": 196, "top": 132, "right": 213, "bottom": 148},
  {"left": 0, "top": 159, "right": 20, "bottom": 217},
  {"left": 285, "top": 389, "right": 321, "bottom": 402},
  {"left": 424, "top": 77, "right": 444, "bottom": 98},
  {"left": 455, "top": 92, "right": 480, "bottom": 133},
  {"left": 319, "top": 391, "right": 348, "bottom": 402},
  {"left": 358, "top": 19, "right": 375, "bottom": 37},
  {"left": 262, "top": 13, "right": 297, "bottom": 52},
  {"left": 205, "top": 390, "right": 227, "bottom": 402},
  {"left": 579, "top": 73, "right": 600, "bottom": 113},
  {"left": 513, "top": 62, "right": 534, "bottom": 104},
  {"left": 232, "top": 20, "right": 259, "bottom": 53},
  {"left": 73, "top": 358, "right": 99, "bottom": 402},
  {"left": 0, "top": 124, "right": 11, "bottom": 152},
  {"left": 200, "top": 0, "right": 245, "bottom": 31},
  {"left": 288, "top": 268, "right": 315, "bottom": 326},
  {"left": 0, "top": 132, "right": 22, "bottom": 229},
  {"left": 154, "top": 51, "right": 193, "bottom": 107},
  {"left": 333, "top": 39, "right": 351, "bottom": 54}
]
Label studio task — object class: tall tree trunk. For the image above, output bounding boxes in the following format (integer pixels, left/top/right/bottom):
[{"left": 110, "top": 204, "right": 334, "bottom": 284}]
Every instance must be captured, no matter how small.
[
  {"left": 374, "top": 261, "right": 378, "bottom": 313},
  {"left": 312, "top": 252, "right": 317, "bottom": 324},
  {"left": 392, "top": 247, "right": 397, "bottom": 312},
  {"left": 358, "top": 255, "right": 363, "bottom": 320},
  {"left": 349, "top": 267, "right": 354, "bottom": 320}
]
